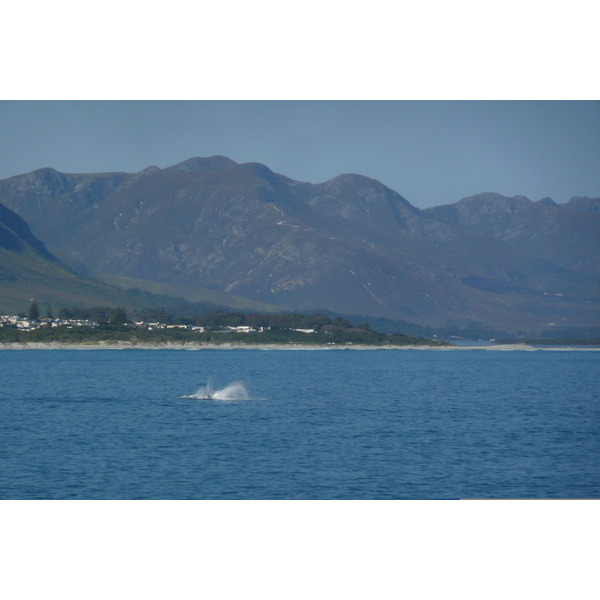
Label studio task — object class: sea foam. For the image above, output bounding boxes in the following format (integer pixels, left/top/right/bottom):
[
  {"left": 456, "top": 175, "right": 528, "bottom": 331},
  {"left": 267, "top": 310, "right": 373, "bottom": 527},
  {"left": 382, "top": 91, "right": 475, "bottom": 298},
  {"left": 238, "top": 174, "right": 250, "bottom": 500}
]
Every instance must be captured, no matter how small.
[{"left": 182, "top": 381, "right": 250, "bottom": 401}]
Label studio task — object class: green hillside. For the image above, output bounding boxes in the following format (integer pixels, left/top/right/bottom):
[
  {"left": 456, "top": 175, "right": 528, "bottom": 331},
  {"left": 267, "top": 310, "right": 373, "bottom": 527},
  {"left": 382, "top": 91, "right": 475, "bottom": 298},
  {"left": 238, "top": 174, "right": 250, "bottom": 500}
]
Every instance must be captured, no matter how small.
[
  {"left": 0, "top": 243, "right": 121, "bottom": 314},
  {"left": 0, "top": 245, "right": 282, "bottom": 318},
  {"left": 90, "top": 271, "right": 282, "bottom": 314}
]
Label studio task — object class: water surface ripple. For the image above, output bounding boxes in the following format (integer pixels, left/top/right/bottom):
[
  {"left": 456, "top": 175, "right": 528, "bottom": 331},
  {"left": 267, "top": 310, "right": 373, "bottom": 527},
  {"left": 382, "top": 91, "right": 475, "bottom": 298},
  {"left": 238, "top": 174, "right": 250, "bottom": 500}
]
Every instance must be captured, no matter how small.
[{"left": 1, "top": 349, "right": 598, "bottom": 499}]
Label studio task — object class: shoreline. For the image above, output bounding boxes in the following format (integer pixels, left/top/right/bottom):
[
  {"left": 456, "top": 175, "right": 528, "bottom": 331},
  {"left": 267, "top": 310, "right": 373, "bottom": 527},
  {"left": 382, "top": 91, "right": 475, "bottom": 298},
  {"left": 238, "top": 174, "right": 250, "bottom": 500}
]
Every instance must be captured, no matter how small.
[{"left": 1, "top": 341, "right": 597, "bottom": 351}]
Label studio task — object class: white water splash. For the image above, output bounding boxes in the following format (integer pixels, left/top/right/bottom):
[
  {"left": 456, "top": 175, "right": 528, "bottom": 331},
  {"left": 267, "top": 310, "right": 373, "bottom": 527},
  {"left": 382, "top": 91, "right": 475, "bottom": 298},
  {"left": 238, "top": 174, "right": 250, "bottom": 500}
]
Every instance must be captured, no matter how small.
[{"left": 182, "top": 381, "right": 250, "bottom": 401}]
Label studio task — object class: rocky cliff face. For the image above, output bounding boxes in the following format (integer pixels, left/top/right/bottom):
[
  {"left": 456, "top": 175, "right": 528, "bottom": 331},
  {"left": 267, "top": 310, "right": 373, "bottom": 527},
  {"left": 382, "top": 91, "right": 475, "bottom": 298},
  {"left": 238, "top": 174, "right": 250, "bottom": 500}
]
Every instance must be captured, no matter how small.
[{"left": 1, "top": 158, "right": 598, "bottom": 329}]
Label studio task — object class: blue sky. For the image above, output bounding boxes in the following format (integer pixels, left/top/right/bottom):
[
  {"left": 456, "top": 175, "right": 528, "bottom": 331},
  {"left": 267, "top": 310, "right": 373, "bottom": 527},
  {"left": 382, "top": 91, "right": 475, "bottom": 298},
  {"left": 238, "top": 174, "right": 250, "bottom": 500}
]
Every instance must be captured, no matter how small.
[{"left": 1, "top": 100, "right": 599, "bottom": 209}]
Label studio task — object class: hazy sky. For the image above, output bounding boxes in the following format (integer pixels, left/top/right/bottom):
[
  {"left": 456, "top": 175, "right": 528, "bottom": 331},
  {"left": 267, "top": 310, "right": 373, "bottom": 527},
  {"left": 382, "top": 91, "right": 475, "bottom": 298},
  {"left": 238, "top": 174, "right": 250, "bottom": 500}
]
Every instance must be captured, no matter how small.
[{"left": 1, "top": 100, "right": 598, "bottom": 209}]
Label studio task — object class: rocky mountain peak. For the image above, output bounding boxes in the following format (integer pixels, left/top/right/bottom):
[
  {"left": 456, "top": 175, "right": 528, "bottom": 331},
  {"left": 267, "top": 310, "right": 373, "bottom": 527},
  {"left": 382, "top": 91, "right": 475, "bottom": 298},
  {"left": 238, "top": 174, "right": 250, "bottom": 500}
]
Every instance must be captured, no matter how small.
[
  {"left": 136, "top": 165, "right": 162, "bottom": 177},
  {"left": 20, "top": 167, "right": 71, "bottom": 198},
  {"left": 163, "top": 156, "right": 238, "bottom": 173},
  {"left": 238, "top": 162, "right": 275, "bottom": 178},
  {"left": 565, "top": 196, "right": 600, "bottom": 212}
]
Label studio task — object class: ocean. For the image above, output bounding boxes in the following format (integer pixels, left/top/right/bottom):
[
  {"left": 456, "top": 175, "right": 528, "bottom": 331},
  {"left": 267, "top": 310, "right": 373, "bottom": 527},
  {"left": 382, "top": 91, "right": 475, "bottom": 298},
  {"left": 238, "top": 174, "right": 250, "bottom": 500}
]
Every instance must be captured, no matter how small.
[{"left": 1, "top": 348, "right": 598, "bottom": 499}]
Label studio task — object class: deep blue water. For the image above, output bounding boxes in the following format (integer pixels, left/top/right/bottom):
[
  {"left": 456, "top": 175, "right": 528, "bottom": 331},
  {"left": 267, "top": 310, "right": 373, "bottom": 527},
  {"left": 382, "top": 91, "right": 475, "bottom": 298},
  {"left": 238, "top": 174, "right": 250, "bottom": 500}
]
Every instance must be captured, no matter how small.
[{"left": 0, "top": 348, "right": 598, "bottom": 499}]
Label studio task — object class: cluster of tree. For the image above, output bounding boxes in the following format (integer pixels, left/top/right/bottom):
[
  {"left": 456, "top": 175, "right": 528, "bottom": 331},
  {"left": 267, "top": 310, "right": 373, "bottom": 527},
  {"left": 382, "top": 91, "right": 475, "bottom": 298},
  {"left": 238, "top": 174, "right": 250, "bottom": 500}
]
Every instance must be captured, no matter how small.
[
  {"left": 2, "top": 305, "right": 450, "bottom": 346},
  {"left": 0, "top": 322, "right": 448, "bottom": 347},
  {"left": 196, "top": 311, "right": 357, "bottom": 331},
  {"left": 16, "top": 301, "right": 129, "bottom": 325},
  {"left": 23, "top": 300, "right": 53, "bottom": 320},
  {"left": 56, "top": 306, "right": 129, "bottom": 324},
  {"left": 133, "top": 309, "right": 369, "bottom": 332},
  {"left": 311, "top": 311, "right": 600, "bottom": 341}
]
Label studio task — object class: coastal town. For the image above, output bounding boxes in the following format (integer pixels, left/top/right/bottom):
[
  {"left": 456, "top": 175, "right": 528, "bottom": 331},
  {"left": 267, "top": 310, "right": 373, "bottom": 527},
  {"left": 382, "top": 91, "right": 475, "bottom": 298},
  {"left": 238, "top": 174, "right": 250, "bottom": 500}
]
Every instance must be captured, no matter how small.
[
  {"left": 0, "top": 313, "right": 288, "bottom": 334},
  {"left": 1, "top": 314, "right": 100, "bottom": 331},
  {"left": 0, "top": 303, "right": 449, "bottom": 347}
]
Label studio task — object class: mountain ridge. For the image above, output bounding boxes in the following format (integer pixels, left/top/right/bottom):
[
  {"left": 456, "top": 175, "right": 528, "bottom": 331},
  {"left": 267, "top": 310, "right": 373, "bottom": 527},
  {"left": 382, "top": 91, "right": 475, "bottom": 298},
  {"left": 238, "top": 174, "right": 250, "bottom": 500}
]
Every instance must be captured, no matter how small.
[
  {"left": 1, "top": 158, "right": 598, "bottom": 330},
  {"left": 424, "top": 192, "right": 600, "bottom": 277}
]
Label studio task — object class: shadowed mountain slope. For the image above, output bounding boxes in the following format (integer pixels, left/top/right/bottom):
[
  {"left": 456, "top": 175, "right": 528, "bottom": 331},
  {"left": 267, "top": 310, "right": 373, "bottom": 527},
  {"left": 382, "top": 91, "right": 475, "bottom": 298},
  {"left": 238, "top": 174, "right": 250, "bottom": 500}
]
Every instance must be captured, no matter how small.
[
  {"left": 561, "top": 196, "right": 600, "bottom": 213},
  {"left": 424, "top": 192, "right": 600, "bottom": 277},
  {"left": 0, "top": 202, "right": 55, "bottom": 260}
]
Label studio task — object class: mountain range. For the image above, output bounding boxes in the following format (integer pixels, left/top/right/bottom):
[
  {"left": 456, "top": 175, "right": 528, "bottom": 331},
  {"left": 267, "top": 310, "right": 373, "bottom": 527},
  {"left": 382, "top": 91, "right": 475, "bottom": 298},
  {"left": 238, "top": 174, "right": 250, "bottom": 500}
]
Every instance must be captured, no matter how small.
[{"left": 1, "top": 156, "right": 598, "bottom": 331}]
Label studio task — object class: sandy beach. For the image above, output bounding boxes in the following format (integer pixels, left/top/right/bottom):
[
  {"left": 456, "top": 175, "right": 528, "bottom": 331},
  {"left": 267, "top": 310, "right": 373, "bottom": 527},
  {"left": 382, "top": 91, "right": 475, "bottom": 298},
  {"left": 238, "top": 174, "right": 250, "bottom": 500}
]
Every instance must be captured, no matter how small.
[{"left": 1, "top": 340, "right": 589, "bottom": 351}]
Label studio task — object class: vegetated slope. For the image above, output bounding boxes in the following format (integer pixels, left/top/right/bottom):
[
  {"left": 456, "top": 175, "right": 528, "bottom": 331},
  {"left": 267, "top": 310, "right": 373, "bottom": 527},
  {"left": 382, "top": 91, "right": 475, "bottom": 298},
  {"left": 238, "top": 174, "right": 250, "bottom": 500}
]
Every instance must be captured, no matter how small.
[
  {"left": 89, "top": 271, "right": 282, "bottom": 314},
  {"left": 0, "top": 200, "right": 279, "bottom": 316},
  {"left": 0, "top": 200, "right": 131, "bottom": 313},
  {"left": 1, "top": 158, "right": 598, "bottom": 330}
]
